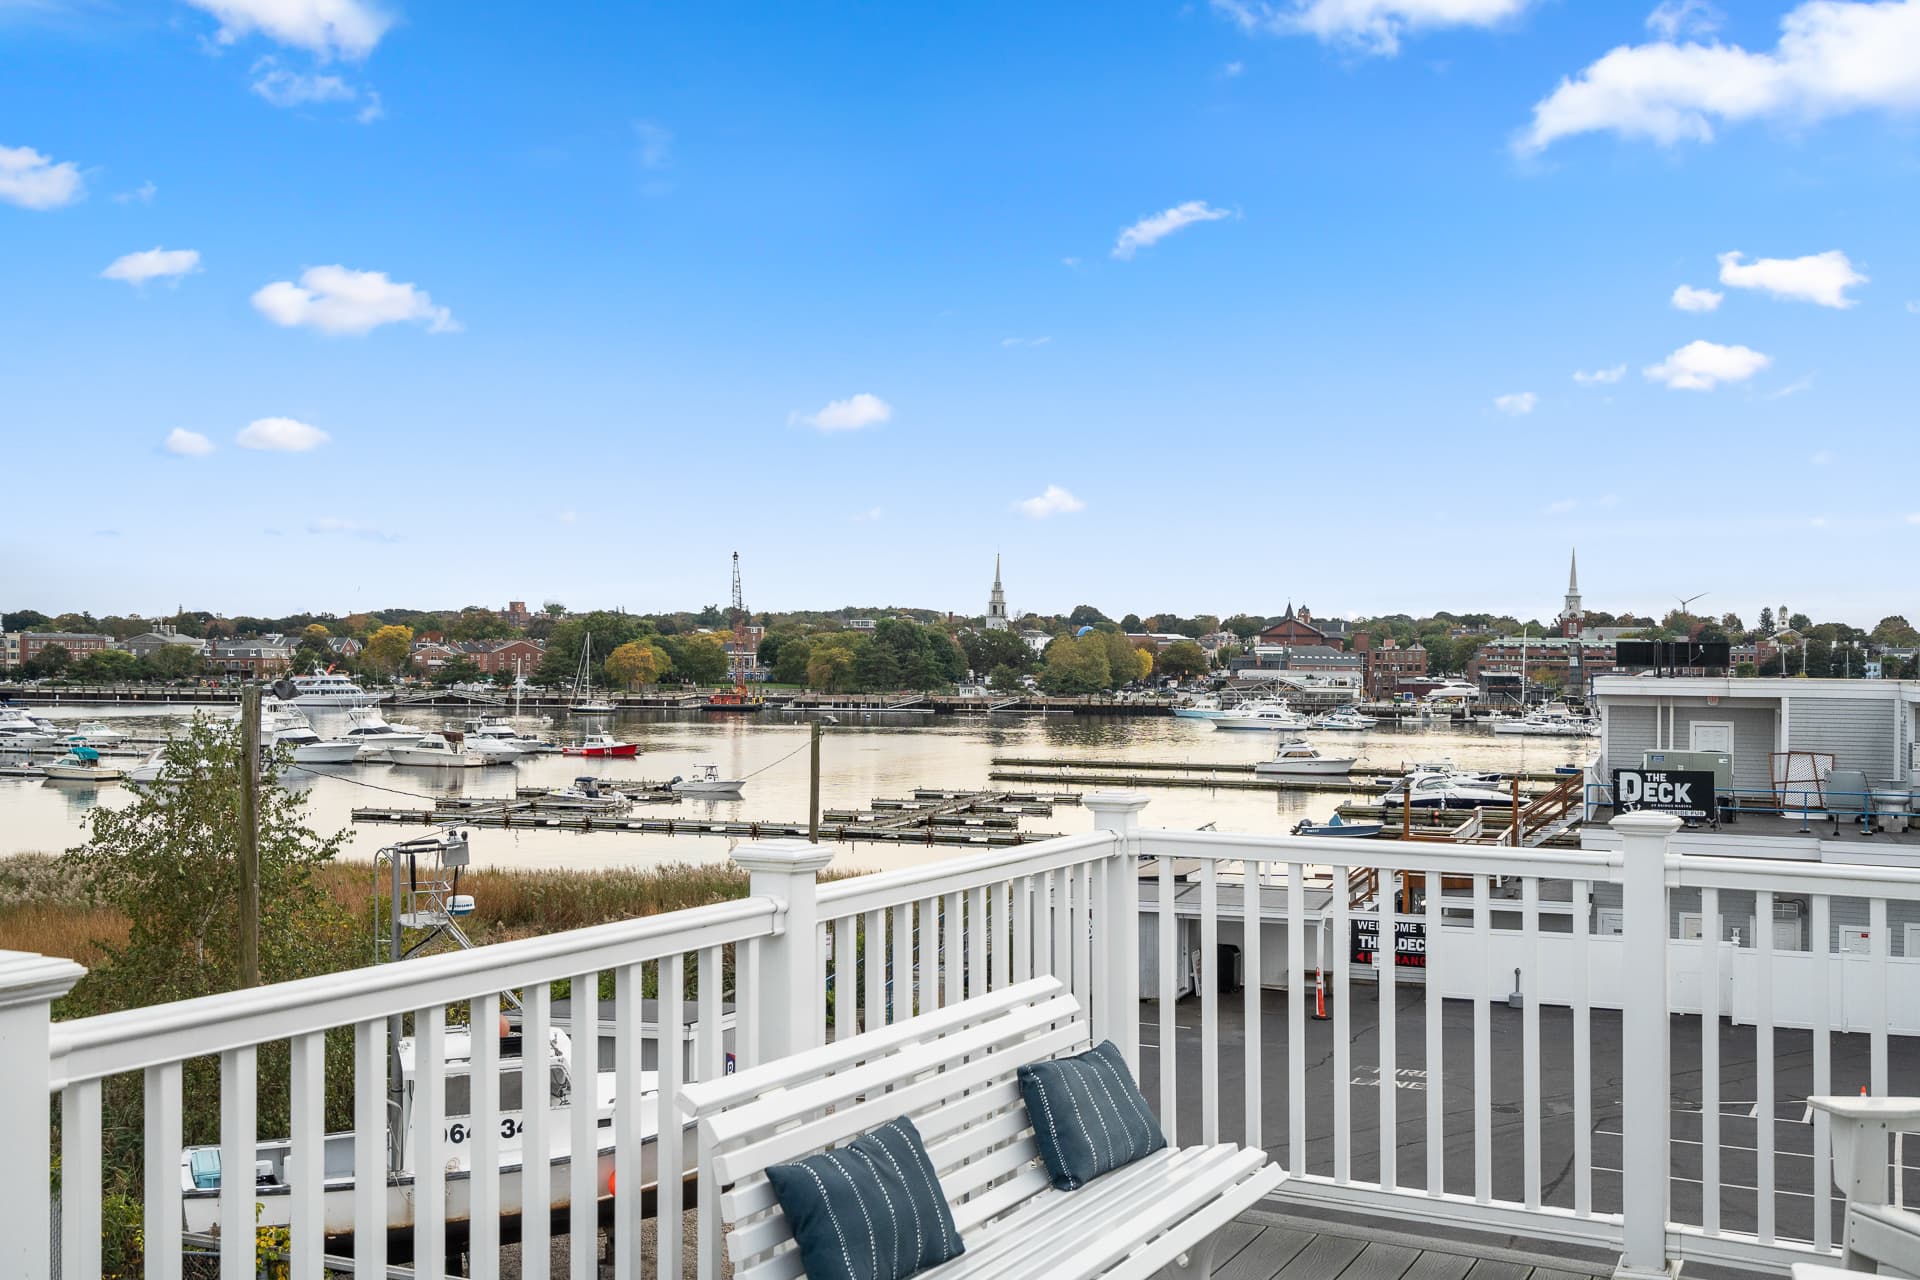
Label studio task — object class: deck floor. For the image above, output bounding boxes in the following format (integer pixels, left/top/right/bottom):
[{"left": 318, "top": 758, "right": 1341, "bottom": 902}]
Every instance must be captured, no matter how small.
[{"left": 1218, "top": 1206, "right": 1614, "bottom": 1280}]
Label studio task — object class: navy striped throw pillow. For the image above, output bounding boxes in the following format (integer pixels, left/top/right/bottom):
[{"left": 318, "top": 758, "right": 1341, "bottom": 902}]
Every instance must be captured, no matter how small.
[
  {"left": 1018, "top": 1040, "right": 1167, "bottom": 1191},
  {"left": 765, "top": 1116, "right": 964, "bottom": 1280}
]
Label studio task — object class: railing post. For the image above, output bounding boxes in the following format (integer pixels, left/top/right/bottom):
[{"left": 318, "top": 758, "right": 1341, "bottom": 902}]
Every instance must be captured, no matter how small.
[
  {"left": 1610, "top": 812, "right": 1681, "bottom": 1280},
  {"left": 731, "top": 839, "right": 833, "bottom": 1061},
  {"left": 0, "top": 950, "right": 86, "bottom": 1280},
  {"left": 1085, "top": 792, "right": 1148, "bottom": 1077}
]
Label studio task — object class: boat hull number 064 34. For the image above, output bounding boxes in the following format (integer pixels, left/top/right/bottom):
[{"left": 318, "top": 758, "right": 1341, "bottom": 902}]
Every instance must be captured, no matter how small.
[{"left": 444, "top": 1118, "right": 524, "bottom": 1144}]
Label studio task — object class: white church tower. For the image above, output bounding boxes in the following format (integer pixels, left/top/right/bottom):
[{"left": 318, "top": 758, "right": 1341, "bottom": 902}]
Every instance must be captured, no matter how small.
[{"left": 985, "top": 554, "right": 1009, "bottom": 631}]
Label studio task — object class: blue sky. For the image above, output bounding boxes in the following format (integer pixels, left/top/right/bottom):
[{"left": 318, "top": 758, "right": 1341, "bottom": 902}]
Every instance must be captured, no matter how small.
[{"left": 4, "top": 0, "right": 1919, "bottom": 626}]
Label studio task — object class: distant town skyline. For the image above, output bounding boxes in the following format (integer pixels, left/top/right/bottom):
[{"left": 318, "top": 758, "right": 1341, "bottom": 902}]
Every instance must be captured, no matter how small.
[{"left": 6, "top": 2, "right": 1919, "bottom": 618}]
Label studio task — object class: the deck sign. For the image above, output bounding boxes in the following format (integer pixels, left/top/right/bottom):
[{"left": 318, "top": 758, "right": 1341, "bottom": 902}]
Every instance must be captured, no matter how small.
[
  {"left": 1351, "top": 918, "right": 1427, "bottom": 968},
  {"left": 1612, "top": 768, "right": 1714, "bottom": 820}
]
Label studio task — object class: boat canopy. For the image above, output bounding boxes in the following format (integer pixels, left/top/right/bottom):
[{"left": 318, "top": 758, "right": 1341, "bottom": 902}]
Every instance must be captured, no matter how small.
[{"left": 69, "top": 746, "right": 100, "bottom": 762}]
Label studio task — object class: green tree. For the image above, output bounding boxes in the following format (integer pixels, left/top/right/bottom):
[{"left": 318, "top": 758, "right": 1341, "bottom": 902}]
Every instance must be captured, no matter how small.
[
  {"left": 1101, "top": 631, "right": 1142, "bottom": 688},
  {"left": 1221, "top": 614, "right": 1264, "bottom": 640},
  {"left": 771, "top": 638, "right": 812, "bottom": 685},
  {"left": 432, "top": 655, "right": 484, "bottom": 686},
  {"left": 1158, "top": 639, "right": 1208, "bottom": 681},
  {"left": 1120, "top": 613, "right": 1144, "bottom": 632},
  {"left": 1758, "top": 606, "right": 1775, "bottom": 633},
  {"left": 60, "top": 717, "right": 361, "bottom": 1266},
  {"left": 806, "top": 641, "right": 858, "bottom": 691},
  {"left": 1871, "top": 615, "right": 1920, "bottom": 646},
  {"left": 960, "top": 628, "right": 1034, "bottom": 678},
  {"left": 73, "top": 649, "right": 141, "bottom": 682},
  {"left": 1789, "top": 612, "right": 1812, "bottom": 632},
  {"left": 1067, "top": 604, "right": 1111, "bottom": 629},
  {"left": 143, "top": 644, "right": 204, "bottom": 680},
  {"left": 673, "top": 634, "right": 731, "bottom": 685},
  {"left": 1038, "top": 634, "right": 1110, "bottom": 693},
  {"left": 25, "top": 643, "right": 70, "bottom": 677}
]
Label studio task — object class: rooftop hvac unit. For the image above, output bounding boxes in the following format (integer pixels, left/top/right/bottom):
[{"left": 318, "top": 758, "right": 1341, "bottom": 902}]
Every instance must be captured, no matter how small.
[{"left": 1643, "top": 749, "right": 1733, "bottom": 795}]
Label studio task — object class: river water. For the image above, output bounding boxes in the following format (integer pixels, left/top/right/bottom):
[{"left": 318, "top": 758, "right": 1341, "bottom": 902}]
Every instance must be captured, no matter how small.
[{"left": 0, "top": 705, "right": 1596, "bottom": 875}]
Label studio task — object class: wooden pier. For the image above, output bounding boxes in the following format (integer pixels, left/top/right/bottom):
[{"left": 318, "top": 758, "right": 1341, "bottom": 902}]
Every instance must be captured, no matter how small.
[
  {"left": 988, "top": 756, "right": 1570, "bottom": 784},
  {"left": 350, "top": 807, "right": 1055, "bottom": 846}
]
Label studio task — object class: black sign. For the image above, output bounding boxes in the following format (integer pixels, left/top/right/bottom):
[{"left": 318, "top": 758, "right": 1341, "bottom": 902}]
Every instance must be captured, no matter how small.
[
  {"left": 1612, "top": 768, "right": 1715, "bottom": 820},
  {"left": 1351, "top": 918, "right": 1427, "bottom": 968},
  {"left": 1615, "top": 640, "right": 1731, "bottom": 671}
]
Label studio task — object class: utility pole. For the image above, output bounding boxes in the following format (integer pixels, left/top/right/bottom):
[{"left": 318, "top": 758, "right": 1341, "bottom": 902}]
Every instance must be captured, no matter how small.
[
  {"left": 237, "top": 681, "right": 261, "bottom": 988},
  {"left": 808, "top": 719, "right": 823, "bottom": 843}
]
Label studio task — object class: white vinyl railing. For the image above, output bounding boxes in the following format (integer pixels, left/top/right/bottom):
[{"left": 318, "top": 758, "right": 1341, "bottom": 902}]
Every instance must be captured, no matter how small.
[{"left": 6, "top": 794, "right": 1917, "bottom": 1279}]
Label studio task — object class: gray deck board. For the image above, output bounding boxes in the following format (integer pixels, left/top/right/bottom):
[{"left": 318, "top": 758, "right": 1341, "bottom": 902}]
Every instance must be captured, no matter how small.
[
  {"left": 1462, "top": 1260, "right": 1536, "bottom": 1280},
  {"left": 1399, "top": 1253, "right": 1478, "bottom": 1280},
  {"left": 1217, "top": 1225, "right": 1316, "bottom": 1280},
  {"left": 1273, "top": 1233, "right": 1368, "bottom": 1280},
  {"left": 1338, "top": 1240, "right": 1423, "bottom": 1280}
]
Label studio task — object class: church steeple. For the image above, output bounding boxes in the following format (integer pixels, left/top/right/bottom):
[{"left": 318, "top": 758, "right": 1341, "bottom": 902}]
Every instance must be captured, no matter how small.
[
  {"left": 985, "top": 554, "right": 1009, "bottom": 631},
  {"left": 1559, "top": 548, "right": 1583, "bottom": 637}
]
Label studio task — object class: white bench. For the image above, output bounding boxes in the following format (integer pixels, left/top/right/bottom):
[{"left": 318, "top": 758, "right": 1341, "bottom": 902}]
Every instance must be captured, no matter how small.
[
  {"left": 680, "top": 976, "right": 1284, "bottom": 1279},
  {"left": 1789, "top": 1095, "right": 1920, "bottom": 1280}
]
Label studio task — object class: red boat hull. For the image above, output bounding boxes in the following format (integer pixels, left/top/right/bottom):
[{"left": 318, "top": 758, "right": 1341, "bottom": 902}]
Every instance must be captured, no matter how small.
[{"left": 561, "top": 744, "right": 639, "bottom": 757}]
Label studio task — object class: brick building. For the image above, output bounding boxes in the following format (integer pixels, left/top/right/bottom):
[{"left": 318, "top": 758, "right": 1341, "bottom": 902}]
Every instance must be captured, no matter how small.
[
  {"left": 20, "top": 632, "right": 113, "bottom": 664},
  {"left": 1352, "top": 633, "right": 1428, "bottom": 698}
]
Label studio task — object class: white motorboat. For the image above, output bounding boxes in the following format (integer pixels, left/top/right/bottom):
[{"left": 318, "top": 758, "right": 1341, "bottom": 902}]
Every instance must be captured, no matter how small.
[
  {"left": 1388, "top": 771, "right": 1512, "bottom": 809},
  {"left": 1211, "top": 702, "right": 1314, "bottom": 732},
  {"left": 290, "top": 738, "right": 362, "bottom": 765},
  {"left": 1491, "top": 706, "right": 1600, "bottom": 738},
  {"left": 1172, "top": 696, "right": 1224, "bottom": 720},
  {"left": 287, "top": 665, "right": 385, "bottom": 708},
  {"left": 260, "top": 697, "right": 322, "bottom": 748},
  {"left": 127, "top": 748, "right": 168, "bottom": 784},
  {"left": 68, "top": 720, "right": 128, "bottom": 744},
  {"left": 537, "top": 776, "right": 634, "bottom": 813},
  {"left": 670, "top": 763, "right": 744, "bottom": 795},
  {"left": 180, "top": 1025, "right": 669, "bottom": 1246},
  {"left": 1423, "top": 680, "right": 1480, "bottom": 702},
  {"left": 461, "top": 716, "right": 533, "bottom": 756},
  {"left": 1254, "top": 740, "right": 1358, "bottom": 776},
  {"left": 0, "top": 707, "right": 61, "bottom": 748},
  {"left": 1310, "top": 708, "right": 1376, "bottom": 731},
  {"left": 41, "top": 747, "right": 125, "bottom": 782},
  {"left": 386, "top": 732, "right": 487, "bottom": 769},
  {"left": 340, "top": 706, "right": 428, "bottom": 757},
  {"left": 567, "top": 634, "right": 616, "bottom": 713}
]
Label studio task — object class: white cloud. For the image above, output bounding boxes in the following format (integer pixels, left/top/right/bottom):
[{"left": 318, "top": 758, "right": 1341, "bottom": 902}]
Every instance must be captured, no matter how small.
[
  {"left": 1647, "top": 0, "right": 1721, "bottom": 40},
  {"left": 1519, "top": 0, "right": 1920, "bottom": 153},
  {"left": 1572, "top": 364, "right": 1627, "bottom": 384},
  {"left": 184, "top": 0, "right": 390, "bottom": 60},
  {"left": 1015, "top": 485, "right": 1086, "bottom": 519},
  {"left": 1545, "top": 497, "right": 1578, "bottom": 514},
  {"left": 1810, "top": 448, "right": 1832, "bottom": 464},
  {"left": 112, "top": 181, "right": 158, "bottom": 205},
  {"left": 237, "top": 416, "right": 330, "bottom": 451},
  {"left": 0, "top": 144, "right": 84, "bottom": 210},
  {"left": 1909, "top": 300, "right": 1920, "bottom": 314},
  {"left": 555, "top": 510, "right": 578, "bottom": 525},
  {"left": 1494, "top": 391, "right": 1537, "bottom": 415},
  {"left": 1907, "top": 512, "right": 1920, "bottom": 525},
  {"left": 101, "top": 247, "right": 202, "bottom": 286},
  {"left": 791, "top": 393, "right": 893, "bottom": 432},
  {"left": 1643, "top": 339, "right": 1770, "bottom": 390},
  {"left": 1670, "top": 283, "right": 1723, "bottom": 312},
  {"left": 251, "top": 61, "right": 353, "bottom": 106},
  {"left": 1211, "top": 0, "right": 1534, "bottom": 56},
  {"left": 164, "top": 428, "right": 215, "bottom": 456},
  {"left": 252, "top": 265, "right": 457, "bottom": 335},
  {"left": 1061, "top": 256, "right": 1081, "bottom": 269},
  {"left": 1112, "top": 201, "right": 1233, "bottom": 260},
  {"left": 1717, "top": 249, "right": 1866, "bottom": 308},
  {"left": 308, "top": 515, "right": 395, "bottom": 541},
  {"left": 1767, "top": 373, "right": 1817, "bottom": 399},
  {"left": 633, "top": 119, "right": 672, "bottom": 169},
  {"left": 1000, "top": 336, "right": 1052, "bottom": 348},
  {"left": 1808, "top": 515, "right": 1828, "bottom": 528},
  {"left": 355, "top": 90, "right": 383, "bottom": 123},
  {"left": 1223, "top": 60, "right": 1246, "bottom": 76},
  {"left": 852, "top": 506, "right": 884, "bottom": 523}
]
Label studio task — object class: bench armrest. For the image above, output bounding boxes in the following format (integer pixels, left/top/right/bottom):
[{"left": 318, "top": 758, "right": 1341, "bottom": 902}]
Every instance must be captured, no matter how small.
[{"left": 1808, "top": 1095, "right": 1920, "bottom": 1207}]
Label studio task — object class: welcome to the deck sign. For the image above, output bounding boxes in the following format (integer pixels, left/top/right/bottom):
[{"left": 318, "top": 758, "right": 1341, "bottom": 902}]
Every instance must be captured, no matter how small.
[
  {"left": 1351, "top": 918, "right": 1427, "bottom": 968},
  {"left": 1612, "top": 768, "right": 1714, "bottom": 821}
]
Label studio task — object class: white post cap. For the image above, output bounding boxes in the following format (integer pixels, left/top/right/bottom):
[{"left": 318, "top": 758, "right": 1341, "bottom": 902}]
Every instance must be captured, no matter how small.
[{"left": 732, "top": 838, "right": 835, "bottom": 877}]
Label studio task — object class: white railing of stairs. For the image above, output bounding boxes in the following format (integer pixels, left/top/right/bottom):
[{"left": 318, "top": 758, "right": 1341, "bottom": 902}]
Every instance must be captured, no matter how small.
[{"left": 8, "top": 795, "right": 1919, "bottom": 1279}]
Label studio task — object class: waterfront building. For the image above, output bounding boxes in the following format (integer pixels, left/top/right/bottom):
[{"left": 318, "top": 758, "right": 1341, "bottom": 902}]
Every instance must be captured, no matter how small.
[
  {"left": 0, "top": 630, "right": 15, "bottom": 667},
  {"left": 1466, "top": 550, "right": 1629, "bottom": 700},
  {"left": 120, "top": 621, "right": 207, "bottom": 660},
  {"left": 1256, "top": 604, "right": 1341, "bottom": 650},
  {"left": 18, "top": 631, "right": 112, "bottom": 663},
  {"left": 207, "top": 636, "right": 296, "bottom": 677},
  {"left": 475, "top": 638, "right": 544, "bottom": 676},
  {"left": 848, "top": 618, "right": 876, "bottom": 632},
  {"left": 1352, "top": 632, "right": 1428, "bottom": 698},
  {"left": 1231, "top": 642, "right": 1364, "bottom": 681},
  {"left": 984, "top": 555, "right": 1009, "bottom": 631}
]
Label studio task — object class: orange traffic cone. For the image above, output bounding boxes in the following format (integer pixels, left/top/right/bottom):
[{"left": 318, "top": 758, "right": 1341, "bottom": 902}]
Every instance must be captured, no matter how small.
[{"left": 1312, "top": 967, "right": 1330, "bottom": 1021}]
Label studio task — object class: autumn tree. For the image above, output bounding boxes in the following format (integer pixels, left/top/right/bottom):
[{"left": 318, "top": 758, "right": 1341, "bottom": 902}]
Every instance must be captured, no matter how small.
[
  {"left": 605, "top": 639, "right": 663, "bottom": 688},
  {"left": 362, "top": 624, "right": 414, "bottom": 674},
  {"left": 1158, "top": 639, "right": 1209, "bottom": 681}
]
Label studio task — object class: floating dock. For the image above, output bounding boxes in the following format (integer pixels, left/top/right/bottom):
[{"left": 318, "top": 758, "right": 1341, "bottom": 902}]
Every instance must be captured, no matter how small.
[{"left": 349, "top": 807, "right": 1055, "bottom": 845}]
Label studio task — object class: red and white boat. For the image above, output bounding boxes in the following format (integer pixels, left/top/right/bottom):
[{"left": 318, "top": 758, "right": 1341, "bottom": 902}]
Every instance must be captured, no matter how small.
[{"left": 561, "top": 734, "right": 639, "bottom": 758}]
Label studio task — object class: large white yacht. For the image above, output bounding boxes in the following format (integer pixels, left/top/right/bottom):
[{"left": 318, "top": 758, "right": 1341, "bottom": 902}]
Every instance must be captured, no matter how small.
[
  {"left": 1211, "top": 701, "right": 1314, "bottom": 732},
  {"left": 288, "top": 666, "right": 385, "bottom": 708}
]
